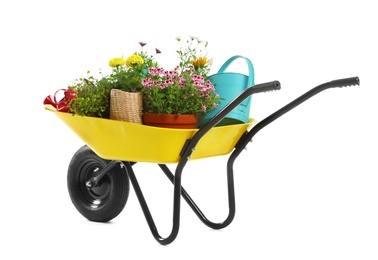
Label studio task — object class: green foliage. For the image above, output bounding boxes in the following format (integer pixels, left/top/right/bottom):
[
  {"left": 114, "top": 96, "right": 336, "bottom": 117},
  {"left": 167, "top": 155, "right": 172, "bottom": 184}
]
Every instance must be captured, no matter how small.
[{"left": 68, "top": 72, "right": 113, "bottom": 118}]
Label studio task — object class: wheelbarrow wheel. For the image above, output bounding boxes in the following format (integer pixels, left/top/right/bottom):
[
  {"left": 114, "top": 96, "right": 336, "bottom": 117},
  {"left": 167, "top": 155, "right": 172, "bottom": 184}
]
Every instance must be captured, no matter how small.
[{"left": 67, "top": 145, "right": 129, "bottom": 222}]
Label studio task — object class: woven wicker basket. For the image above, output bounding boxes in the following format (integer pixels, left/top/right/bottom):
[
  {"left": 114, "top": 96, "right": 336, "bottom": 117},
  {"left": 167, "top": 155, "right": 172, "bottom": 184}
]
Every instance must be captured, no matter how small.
[{"left": 110, "top": 89, "right": 143, "bottom": 124}]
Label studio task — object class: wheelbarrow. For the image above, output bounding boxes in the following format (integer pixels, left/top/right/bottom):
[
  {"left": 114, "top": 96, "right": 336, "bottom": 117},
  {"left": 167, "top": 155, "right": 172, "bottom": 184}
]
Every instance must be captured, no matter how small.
[{"left": 44, "top": 76, "right": 359, "bottom": 245}]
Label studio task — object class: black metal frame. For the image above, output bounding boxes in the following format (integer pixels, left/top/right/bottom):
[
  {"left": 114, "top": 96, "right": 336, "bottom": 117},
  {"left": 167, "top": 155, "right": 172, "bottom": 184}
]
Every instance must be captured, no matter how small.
[{"left": 89, "top": 77, "right": 359, "bottom": 245}]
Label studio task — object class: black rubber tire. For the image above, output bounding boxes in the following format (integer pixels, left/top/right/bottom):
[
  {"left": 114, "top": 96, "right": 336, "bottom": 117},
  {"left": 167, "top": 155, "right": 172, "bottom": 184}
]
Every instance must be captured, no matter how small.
[{"left": 67, "top": 145, "right": 129, "bottom": 222}]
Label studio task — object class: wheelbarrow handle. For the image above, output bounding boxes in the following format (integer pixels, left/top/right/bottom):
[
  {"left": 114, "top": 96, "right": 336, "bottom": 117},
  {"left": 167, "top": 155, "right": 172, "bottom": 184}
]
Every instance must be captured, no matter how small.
[{"left": 231, "top": 76, "right": 360, "bottom": 155}]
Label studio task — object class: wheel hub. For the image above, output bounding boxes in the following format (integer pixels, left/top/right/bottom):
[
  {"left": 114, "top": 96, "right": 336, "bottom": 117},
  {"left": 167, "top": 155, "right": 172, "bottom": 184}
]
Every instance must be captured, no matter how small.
[{"left": 80, "top": 163, "right": 111, "bottom": 207}]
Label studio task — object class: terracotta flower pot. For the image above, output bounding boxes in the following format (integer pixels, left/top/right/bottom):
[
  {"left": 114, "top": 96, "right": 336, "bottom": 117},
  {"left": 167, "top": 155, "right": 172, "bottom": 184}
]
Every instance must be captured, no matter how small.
[{"left": 142, "top": 113, "right": 199, "bottom": 129}]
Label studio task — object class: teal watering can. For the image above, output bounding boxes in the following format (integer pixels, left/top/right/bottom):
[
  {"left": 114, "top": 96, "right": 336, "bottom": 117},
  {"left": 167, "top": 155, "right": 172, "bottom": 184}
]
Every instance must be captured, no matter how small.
[{"left": 198, "top": 55, "right": 255, "bottom": 127}]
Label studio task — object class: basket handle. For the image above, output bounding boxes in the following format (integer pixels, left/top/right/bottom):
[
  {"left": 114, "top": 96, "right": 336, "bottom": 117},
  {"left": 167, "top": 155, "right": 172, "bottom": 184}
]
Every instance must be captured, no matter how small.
[{"left": 217, "top": 55, "right": 255, "bottom": 88}]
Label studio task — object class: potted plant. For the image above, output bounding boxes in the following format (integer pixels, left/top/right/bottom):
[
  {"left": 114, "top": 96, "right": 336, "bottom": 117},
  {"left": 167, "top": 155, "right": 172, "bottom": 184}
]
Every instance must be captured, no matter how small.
[
  {"left": 141, "top": 36, "right": 222, "bottom": 129},
  {"left": 107, "top": 42, "right": 161, "bottom": 123},
  {"left": 65, "top": 42, "right": 160, "bottom": 122}
]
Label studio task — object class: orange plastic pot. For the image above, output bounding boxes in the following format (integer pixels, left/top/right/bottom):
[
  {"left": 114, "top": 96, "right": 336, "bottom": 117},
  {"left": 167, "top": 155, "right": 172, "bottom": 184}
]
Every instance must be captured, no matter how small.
[{"left": 142, "top": 113, "right": 199, "bottom": 129}]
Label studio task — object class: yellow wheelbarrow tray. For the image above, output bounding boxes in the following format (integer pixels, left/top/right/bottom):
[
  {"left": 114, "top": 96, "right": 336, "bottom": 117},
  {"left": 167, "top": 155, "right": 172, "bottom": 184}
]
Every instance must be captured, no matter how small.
[
  {"left": 47, "top": 78, "right": 359, "bottom": 245},
  {"left": 45, "top": 105, "right": 257, "bottom": 163}
]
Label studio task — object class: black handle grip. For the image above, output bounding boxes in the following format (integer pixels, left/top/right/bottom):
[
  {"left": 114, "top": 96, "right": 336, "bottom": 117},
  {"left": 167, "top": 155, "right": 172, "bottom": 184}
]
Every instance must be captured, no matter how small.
[
  {"left": 329, "top": 77, "right": 360, "bottom": 88},
  {"left": 251, "top": 80, "right": 281, "bottom": 93}
]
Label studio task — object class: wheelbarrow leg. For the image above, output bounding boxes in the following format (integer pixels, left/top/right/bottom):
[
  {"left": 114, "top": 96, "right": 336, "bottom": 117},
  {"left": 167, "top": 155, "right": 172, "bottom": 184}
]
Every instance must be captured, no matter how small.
[
  {"left": 123, "top": 161, "right": 182, "bottom": 245},
  {"left": 124, "top": 160, "right": 236, "bottom": 244},
  {"left": 159, "top": 163, "right": 236, "bottom": 229}
]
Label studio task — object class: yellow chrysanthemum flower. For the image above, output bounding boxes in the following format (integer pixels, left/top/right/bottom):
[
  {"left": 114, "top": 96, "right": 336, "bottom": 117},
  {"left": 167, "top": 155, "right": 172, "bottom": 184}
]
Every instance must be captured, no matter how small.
[
  {"left": 109, "top": 57, "right": 126, "bottom": 68},
  {"left": 126, "top": 55, "right": 144, "bottom": 67},
  {"left": 191, "top": 56, "right": 208, "bottom": 68}
]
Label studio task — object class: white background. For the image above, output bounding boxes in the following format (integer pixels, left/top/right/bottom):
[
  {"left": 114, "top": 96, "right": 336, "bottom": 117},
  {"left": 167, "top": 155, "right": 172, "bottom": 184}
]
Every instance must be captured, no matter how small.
[{"left": 1, "top": 0, "right": 377, "bottom": 259}]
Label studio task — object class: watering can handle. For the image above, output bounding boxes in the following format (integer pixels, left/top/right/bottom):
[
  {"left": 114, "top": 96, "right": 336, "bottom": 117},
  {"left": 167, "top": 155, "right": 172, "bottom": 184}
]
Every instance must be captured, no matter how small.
[{"left": 217, "top": 55, "right": 255, "bottom": 87}]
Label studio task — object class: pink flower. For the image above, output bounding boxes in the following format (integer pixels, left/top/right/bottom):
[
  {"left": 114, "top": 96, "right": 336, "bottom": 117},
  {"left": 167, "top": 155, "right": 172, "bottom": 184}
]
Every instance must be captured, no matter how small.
[
  {"left": 148, "top": 68, "right": 158, "bottom": 76},
  {"left": 193, "top": 81, "right": 200, "bottom": 86},
  {"left": 165, "top": 79, "right": 174, "bottom": 85},
  {"left": 191, "top": 74, "right": 204, "bottom": 83},
  {"left": 141, "top": 78, "right": 153, "bottom": 86},
  {"left": 168, "top": 70, "right": 177, "bottom": 77}
]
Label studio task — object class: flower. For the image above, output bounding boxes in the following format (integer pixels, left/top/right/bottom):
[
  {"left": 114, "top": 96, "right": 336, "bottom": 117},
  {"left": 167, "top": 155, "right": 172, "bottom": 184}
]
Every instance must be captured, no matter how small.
[
  {"left": 125, "top": 55, "right": 144, "bottom": 67},
  {"left": 191, "top": 56, "right": 209, "bottom": 68},
  {"left": 109, "top": 58, "right": 126, "bottom": 67},
  {"left": 107, "top": 42, "right": 160, "bottom": 92},
  {"left": 141, "top": 36, "right": 222, "bottom": 117}
]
